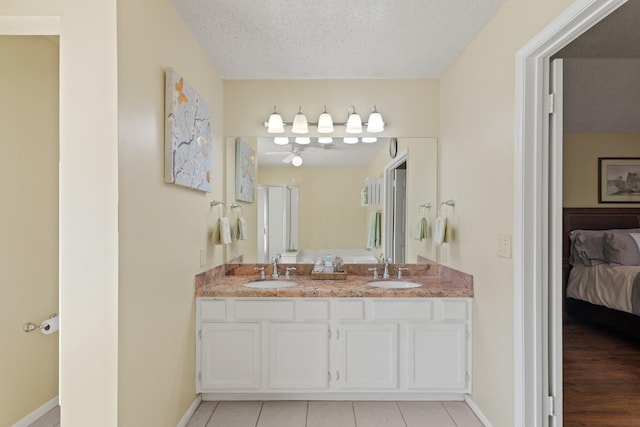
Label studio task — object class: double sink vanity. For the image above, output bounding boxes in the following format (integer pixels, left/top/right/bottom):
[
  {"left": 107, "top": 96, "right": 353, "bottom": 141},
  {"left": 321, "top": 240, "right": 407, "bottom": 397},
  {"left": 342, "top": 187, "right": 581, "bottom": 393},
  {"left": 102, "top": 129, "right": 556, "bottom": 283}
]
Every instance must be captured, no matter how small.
[{"left": 195, "top": 261, "right": 473, "bottom": 400}]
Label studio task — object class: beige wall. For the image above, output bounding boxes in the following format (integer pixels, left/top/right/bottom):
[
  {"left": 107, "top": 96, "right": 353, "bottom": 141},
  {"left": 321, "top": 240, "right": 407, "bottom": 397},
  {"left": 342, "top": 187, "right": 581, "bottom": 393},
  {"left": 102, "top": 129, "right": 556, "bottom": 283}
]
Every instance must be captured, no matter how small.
[
  {"left": 564, "top": 133, "right": 640, "bottom": 207},
  {"left": 258, "top": 166, "right": 368, "bottom": 250},
  {"left": 225, "top": 137, "right": 259, "bottom": 263},
  {"left": 0, "top": 36, "right": 58, "bottom": 426},
  {"left": 439, "top": 0, "right": 573, "bottom": 425},
  {"left": 117, "top": 0, "right": 223, "bottom": 425}
]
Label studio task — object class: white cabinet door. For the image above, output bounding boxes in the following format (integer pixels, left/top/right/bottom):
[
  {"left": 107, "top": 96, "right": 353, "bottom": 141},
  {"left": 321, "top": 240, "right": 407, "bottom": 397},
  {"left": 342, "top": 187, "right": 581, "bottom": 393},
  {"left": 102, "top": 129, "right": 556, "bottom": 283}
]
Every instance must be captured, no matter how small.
[
  {"left": 338, "top": 323, "right": 398, "bottom": 389},
  {"left": 200, "top": 323, "right": 261, "bottom": 391},
  {"left": 269, "top": 323, "right": 330, "bottom": 389},
  {"left": 407, "top": 323, "right": 468, "bottom": 391}
]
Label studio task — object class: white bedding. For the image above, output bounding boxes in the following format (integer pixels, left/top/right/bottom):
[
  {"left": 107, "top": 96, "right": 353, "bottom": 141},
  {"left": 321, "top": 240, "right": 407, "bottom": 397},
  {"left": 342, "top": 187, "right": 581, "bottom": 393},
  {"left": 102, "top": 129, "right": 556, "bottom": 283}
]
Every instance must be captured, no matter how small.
[
  {"left": 567, "top": 264, "right": 640, "bottom": 314},
  {"left": 296, "top": 248, "right": 379, "bottom": 264}
]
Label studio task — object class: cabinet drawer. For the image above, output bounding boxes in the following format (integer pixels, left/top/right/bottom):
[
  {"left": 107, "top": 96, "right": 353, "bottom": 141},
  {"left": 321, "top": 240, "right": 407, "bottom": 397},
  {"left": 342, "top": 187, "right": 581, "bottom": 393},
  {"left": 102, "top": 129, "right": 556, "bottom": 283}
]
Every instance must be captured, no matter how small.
[
  {"left": 441, "top": 299, "right": 470, "bottom": 321},
  {"left": 297, "top": 300, "right": 330, "bottom": 320},
  {"left": 336, "top": 299, "right": 365, "bottom": 320},
  {"left": 235, "top": 300, "right": 295, "bottom": 321},
  {"left": 199, "top": 299, "right": 226, "bottom": 321},
  {"left": 372, "top": 300, "right": 433, "bottom": 320}
]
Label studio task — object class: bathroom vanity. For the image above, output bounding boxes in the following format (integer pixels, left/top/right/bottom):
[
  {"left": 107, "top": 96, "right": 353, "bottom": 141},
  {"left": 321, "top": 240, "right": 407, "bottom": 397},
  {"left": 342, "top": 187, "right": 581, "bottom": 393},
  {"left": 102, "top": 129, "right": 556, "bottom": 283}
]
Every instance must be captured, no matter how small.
[{"left": 195, "top": 263, "right": 473, "bottom": 400}]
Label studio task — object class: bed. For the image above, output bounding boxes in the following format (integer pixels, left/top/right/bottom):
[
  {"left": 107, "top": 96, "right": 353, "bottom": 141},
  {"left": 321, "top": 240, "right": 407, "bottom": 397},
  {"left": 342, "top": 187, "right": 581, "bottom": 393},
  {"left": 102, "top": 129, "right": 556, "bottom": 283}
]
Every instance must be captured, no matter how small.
[{"left": 563, "top": 208, "right": 640, "bottom": 340}]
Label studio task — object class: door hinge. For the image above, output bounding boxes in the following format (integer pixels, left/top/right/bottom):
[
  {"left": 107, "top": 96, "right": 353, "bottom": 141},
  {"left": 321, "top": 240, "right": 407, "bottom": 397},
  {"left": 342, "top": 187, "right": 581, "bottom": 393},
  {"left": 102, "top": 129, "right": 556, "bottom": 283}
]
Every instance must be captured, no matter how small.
[
  {"left": 544, "top": 395, "right": 557, "bottom": 417},
  {"left": 466, "top": 372, "right": 470, "bottom": 384},
  {"left": 548, "top": 93, "right": 555, "bottom": 114},
  {"left": 198, "top": 329, "right": 202, "bottom": 339},
  {"left": 328, "top": 371, "right": 331, "bottom": 382},
  {"left": 328, "top": 328, "right": 331, "bottom": 339},
  {"left": 198, "top": 371, "right": 202, "bottom": 383}
]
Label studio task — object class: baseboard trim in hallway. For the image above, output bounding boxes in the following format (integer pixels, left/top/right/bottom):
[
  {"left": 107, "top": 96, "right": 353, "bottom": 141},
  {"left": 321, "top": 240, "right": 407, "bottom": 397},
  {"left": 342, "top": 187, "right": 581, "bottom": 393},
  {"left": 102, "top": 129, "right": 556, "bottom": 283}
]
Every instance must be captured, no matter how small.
[
  {"left": 11, "top": 396, "right": 58, "bottom": 427},
  {"left": 177, "top": 395, "right": 203, "bottom": 427},
  {"left": 464, "top": 396, "right": 492, "bottom": 427}
]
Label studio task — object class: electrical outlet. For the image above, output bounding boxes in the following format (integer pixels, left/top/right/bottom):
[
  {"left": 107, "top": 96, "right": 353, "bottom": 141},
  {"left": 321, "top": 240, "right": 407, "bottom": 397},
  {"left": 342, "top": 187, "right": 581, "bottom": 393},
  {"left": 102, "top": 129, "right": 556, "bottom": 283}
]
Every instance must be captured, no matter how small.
[
  {"left": 497, "top": 234, "right": 512, "bottom": 258},
  {"left": 200, "top": 249, "right": 206, "bottom": 267}
]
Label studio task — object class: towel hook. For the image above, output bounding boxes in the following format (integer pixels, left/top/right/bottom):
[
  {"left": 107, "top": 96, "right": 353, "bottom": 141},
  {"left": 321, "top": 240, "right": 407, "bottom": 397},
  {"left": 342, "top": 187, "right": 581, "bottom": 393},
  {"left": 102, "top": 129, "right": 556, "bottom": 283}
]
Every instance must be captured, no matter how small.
[{"left": 441, "top": 199, "right": 455, "bottom": 207}]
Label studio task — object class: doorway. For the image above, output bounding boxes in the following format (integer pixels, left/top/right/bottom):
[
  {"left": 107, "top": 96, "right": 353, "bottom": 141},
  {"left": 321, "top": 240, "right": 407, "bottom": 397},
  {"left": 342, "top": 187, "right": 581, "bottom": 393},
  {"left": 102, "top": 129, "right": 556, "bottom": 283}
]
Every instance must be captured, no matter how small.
[
  {"left": 0, "top": 35, "right": 60, "bottom": 426},
  {"left": 384, "top": 152, "right": 408, "bottom": 263},
  {"left": 515, "top": 1, "right": 628, "bottom": 426}
]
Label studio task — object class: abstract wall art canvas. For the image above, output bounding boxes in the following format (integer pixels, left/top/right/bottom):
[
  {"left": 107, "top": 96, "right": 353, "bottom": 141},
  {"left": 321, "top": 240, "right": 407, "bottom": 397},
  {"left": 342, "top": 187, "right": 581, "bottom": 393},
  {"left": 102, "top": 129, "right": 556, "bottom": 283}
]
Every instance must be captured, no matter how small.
[
  {"left": 235, "top": 137, "right": 255, "bottom": 203},
  {"left": 164, "top": 68, "right": 213, "bottom": 192}
]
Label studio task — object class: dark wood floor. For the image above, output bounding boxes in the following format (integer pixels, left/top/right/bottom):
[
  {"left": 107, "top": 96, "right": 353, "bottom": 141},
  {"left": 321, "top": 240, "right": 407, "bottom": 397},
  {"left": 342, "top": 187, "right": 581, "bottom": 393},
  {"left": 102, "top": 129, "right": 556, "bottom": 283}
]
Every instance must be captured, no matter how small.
[{"left": 563, "top": 318, "right": 640, "bottom": 426}]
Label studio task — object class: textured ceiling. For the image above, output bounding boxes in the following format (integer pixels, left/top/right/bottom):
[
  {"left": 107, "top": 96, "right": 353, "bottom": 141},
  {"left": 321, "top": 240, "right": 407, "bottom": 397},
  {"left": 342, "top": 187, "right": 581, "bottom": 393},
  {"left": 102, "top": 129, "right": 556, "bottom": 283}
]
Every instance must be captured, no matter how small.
[{"left": 172, "top": 0, "right": 505, "bottom": 79}]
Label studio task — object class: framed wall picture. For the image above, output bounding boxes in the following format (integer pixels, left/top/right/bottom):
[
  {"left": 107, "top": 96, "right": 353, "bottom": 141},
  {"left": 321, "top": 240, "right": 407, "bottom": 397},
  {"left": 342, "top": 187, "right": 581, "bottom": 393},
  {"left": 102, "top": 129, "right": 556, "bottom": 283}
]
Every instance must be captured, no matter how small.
[
  {"left": 235, "top": 138, "right": 255, "bottom": 203},
  {"left": 598, "top": 157, "right": 640, "bottom": 203},
  {"left": 164, "top": 68, "right": 213, "bottom": 192}
]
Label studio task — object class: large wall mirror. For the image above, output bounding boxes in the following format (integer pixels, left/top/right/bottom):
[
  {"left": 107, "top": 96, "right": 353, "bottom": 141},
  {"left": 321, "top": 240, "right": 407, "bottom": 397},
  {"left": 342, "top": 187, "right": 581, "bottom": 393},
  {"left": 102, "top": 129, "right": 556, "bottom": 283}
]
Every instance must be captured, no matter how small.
[{"left": 225, "top": 136, "right": 438, "bottom": 265}]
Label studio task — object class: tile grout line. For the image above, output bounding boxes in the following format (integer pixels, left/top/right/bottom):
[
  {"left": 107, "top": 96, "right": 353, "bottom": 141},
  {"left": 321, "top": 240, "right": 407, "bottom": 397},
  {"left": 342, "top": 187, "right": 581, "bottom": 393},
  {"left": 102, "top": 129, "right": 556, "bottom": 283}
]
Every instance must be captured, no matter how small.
[
  {"left": 441, "top": 402, "right": 460, "bottom": 427},
  {"left": 351, "top": 401, "right": 358, "bottom": 427},
  {"left": 203, "top": 401, "right": 219, "bottom": 427},
  {"left": 395, "top": 401, "right": 409, "bottom": 427},
  {"left": 253, "top": 401, "right": 264, "bottom": 427}
]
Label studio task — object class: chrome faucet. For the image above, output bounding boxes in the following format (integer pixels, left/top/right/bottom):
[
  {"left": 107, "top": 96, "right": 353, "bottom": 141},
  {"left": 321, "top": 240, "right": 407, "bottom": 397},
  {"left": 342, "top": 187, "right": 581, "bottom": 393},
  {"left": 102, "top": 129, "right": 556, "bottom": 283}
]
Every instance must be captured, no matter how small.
[
  {"left": 254, "top": 266, "right": 266, "bottom": 280},
  {"left": 271, "top": 253, "right": 281, "bottom": 278},
  {"left": 397, "top": 267, "right": 409, "bottom": 279},
  {"left": 383, "top": 257, "right": 391, "bottom": 279},
  {"left": 368, "top": 267, "right": 379, "bottom": 279},
  {"left": 285, "top": 266, "right": 296, "bottom": 280}
]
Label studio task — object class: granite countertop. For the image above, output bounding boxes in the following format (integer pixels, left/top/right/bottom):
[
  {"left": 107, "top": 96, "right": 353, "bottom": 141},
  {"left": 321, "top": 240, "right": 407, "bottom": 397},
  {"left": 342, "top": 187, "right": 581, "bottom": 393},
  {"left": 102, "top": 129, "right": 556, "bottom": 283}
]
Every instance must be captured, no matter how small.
[{"left": 195, "top": 263, "right": 473, "bottom": 298}]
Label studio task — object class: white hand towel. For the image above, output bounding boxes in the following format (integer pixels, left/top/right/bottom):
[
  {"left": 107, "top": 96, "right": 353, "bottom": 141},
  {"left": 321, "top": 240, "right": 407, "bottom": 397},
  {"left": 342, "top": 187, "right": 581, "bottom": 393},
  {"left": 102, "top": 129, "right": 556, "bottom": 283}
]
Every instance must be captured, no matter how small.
[
  {"left": 367, "top": 211, "right": 376, "bottom": 249},
  {"left": 413, "top": 218, "right": 423, "bottom": 241},
  {"left": 219, "top": 217, "right": 232, "bottom": 245},
  {"left": 433, "top": 216, "right": 447, "bottom": 247}
]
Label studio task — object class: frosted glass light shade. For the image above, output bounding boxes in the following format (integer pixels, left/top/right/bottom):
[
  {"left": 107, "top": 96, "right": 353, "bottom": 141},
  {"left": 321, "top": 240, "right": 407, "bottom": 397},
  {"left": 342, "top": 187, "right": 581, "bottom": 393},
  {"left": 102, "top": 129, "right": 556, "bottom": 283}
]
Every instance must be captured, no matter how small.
[
  {"left": 267, "top": 112, "right": 285, "bottom": 133},
  {"left": 343, "top": 137, "right": 359, "bottom": 144},
  {"left": 318, "top": 137, "right": 333, "bottom": 144},
  {"left": 346, "top": 112, "right": 362, "bottom": 134},
  {"left": 317, "top": 110, "right": 334, "bottom": 133},
  {"left": 273, "top": 137, "right": 290, "bottom": 145},
  {"left": 366, "top": 111, "right": 385, "bottom": 133},
  {"left": 294, "top": 137, "right": 311, "bottom": 145},
  {"left": 362, "top": 137, "right": 377, "bottom": 143},
  {"left": 291, "top": 155, "right": 303, "bottom": 167},
  {"left": 291, "top": 111, "right": 309, "bottom": 134}
]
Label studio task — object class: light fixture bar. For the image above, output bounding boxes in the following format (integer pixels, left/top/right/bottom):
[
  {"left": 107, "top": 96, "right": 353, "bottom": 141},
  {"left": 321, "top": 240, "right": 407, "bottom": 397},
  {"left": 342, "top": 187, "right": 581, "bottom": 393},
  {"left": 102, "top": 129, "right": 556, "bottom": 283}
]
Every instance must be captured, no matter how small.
[{"left": 262, "top": 120, "right": 386, "bottom": 128}]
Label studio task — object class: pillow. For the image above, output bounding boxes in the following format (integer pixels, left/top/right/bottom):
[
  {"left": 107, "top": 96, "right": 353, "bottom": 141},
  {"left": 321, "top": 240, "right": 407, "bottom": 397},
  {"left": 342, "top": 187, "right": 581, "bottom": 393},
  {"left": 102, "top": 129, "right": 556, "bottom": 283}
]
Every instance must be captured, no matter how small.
[
  {"left": 604, "top": 231, "right": 640, "bottom": 266},
  {"left": 569, "top": 230, "right": 607, "bottom": 266}
]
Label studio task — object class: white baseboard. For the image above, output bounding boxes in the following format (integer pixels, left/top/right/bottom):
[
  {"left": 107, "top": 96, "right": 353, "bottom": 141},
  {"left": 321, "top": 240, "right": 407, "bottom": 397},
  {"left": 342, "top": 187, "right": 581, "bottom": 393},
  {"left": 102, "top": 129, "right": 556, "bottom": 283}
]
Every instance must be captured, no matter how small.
[
  {"left": 11, "top": 396, "right": 59, "bottom": 427},
  {"left": 465, "top": 395, "right": 493, "bottom": 427},
  {"left": 176, "top": 395, "right": 202, "bottom": 427}
]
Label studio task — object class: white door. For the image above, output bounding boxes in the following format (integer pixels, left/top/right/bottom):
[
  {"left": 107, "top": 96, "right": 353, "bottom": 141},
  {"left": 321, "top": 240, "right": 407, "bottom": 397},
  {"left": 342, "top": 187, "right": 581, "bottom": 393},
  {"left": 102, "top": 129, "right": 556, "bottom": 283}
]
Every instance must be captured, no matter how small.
[
  {"left": 337, "top": 323, "right": 398, "bottom": 389},
  {"left": 546, "top": 58, "right": 564, "bottom": 426},
  {"left": 199, "top": 323, "right": 261, "bottom": 391},
  {"left": 269, "top": 323, "right": 330, "bottom": 389},
  {"left": 406, "top": 323, "right": 468, "bottom": 391}
]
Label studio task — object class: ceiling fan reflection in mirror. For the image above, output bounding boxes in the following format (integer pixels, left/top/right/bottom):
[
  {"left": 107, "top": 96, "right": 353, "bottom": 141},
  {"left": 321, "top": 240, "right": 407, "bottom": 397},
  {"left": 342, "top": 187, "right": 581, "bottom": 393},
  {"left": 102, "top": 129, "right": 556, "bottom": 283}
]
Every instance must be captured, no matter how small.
[{"left": 264, "top": 147, "right": 323, "bottom": 167}]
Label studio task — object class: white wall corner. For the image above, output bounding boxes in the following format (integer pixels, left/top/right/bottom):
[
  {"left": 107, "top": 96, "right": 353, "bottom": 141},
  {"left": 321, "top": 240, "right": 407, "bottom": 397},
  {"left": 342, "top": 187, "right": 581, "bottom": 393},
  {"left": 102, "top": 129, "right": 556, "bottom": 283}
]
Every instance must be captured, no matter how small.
[
  {"left": 11, "top": 396, "right": 58, "bottom": 427},
  {"left": 464, "top": 395, "right": 493, "bottom": 427},
  {"left": 176, "top": 395, "right": 203, "bottom": 427}
]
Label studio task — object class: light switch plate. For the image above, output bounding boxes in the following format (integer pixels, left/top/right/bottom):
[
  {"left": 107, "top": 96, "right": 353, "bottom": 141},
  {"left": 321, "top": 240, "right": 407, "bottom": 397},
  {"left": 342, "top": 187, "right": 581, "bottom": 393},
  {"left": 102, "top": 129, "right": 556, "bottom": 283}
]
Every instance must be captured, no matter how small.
[{"left": 497, "top": 234, "right": 512, "bottom": 258}]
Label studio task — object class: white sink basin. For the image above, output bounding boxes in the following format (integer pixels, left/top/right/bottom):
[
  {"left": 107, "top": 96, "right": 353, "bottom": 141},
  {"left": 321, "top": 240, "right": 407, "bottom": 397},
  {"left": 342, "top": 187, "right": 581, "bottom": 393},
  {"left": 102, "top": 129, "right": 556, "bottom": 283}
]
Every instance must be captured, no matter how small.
[
  {"left": 367, "top": 280, "right": 422, "bottom": 289},
  {"left": 244, "top": 280, "right": 297, "bottom": 289}
]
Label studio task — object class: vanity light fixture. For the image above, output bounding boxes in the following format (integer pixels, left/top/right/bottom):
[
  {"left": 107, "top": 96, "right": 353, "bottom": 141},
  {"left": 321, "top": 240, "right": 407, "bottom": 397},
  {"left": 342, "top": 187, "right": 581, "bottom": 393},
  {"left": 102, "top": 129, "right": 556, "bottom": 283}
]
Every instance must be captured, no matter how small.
[
  {"left": 345, "top": 106, "right": 363, "bottom": 134},
  {"left": 263, "top": 105, "right": 385, "bottom": 135},
  {"left": 317, "top": 106, "right": 334, "bottom": 133},
  {"left": 317, "top": 137, "right": 333, "bottom": 144},
  {"left": 343, "top": 137, "right": 359, "bottom": 144},
  {"left": 294, "top": 136, "right": 311, "bottom": 145},
  {"left": 273, "top": 136, "right": 290, "bottom": 145},
  {"left": 267, "top": 106, "right": 285, "bottom": 133},
  {"left": 362, "top": 137, "right": 377, "bottom": 143},
  {"left": 291, "top": 106, "right": 309, "bottom": 134},
  {"left": 366, "top": 105, "right": 385, "bottom": 133},
  {"left": 291, "top": 154, "right": 303, "bottom": 167}
]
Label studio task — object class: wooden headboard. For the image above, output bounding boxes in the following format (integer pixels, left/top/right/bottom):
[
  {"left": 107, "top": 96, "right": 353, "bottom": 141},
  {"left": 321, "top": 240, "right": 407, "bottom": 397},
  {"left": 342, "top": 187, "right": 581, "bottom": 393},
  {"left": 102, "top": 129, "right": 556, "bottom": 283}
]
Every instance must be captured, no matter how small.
[{"left": 562, "top": 208, "right": 640, "bottom": 289}]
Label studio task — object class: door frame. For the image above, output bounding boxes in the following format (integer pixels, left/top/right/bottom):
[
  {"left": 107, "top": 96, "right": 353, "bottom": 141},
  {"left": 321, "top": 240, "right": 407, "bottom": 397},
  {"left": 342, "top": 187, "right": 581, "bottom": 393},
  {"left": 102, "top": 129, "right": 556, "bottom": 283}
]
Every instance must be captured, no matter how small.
[
  {"left": 384, "top": 150, "right": 408, "bottom": 262},
  {"left": 514, "top": 1, "right": 627, "bottom": 426}
]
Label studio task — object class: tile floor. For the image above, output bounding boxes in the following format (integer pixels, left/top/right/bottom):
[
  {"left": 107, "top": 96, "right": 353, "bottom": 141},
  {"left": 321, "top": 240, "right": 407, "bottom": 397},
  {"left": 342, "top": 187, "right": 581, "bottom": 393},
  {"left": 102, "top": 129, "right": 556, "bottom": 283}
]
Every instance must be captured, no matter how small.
[
  {"left": 28, "top": 400, "right": 484, "bottom": 427},
  {"left": 186, "top": 401, "right": 484, "bottom": 427}
]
